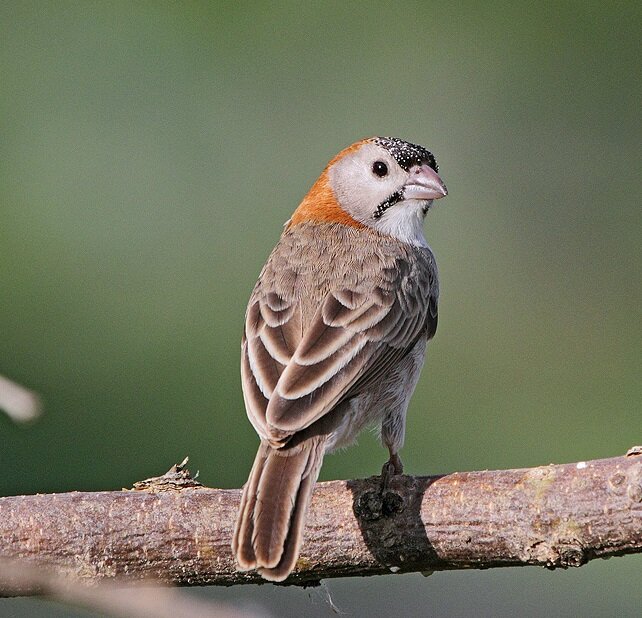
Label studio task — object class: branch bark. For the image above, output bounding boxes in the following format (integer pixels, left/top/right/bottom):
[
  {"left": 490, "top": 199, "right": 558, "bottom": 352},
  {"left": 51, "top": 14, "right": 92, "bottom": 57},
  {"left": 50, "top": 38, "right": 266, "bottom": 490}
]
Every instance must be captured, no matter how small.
[{"left": 1, "top": 451, "right": 641, "bottom": 593}]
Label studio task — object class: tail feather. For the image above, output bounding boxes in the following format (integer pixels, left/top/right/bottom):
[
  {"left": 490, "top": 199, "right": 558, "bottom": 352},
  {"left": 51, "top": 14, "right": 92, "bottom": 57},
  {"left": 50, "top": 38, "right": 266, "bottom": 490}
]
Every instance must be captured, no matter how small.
[
  {"left": 253, "top": 443, "right": 312, "bottom": 568},
  {"left": 233, "top": 437, "right": 325, "bottom": 581},
  {"left": 232, "top": 443, "right": 268, "bottom": 570}
]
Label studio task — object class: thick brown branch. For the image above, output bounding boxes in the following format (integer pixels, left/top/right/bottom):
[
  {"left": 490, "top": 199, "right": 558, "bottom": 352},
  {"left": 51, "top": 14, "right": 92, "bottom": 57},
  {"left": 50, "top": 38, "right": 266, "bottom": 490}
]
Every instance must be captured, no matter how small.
[{"left": 1, "top": 452, "right": 640, "bottom": 592}]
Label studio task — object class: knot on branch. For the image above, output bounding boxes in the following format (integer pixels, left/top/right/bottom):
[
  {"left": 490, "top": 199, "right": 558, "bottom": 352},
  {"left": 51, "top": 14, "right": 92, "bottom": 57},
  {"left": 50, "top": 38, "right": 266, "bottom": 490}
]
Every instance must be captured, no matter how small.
[
  {"left": 607, "top": 462, "right": 642, "bottom": 503},
  {"left": 130, "top": 457, "right": 203, "bottom": 492},
  {"left": 353, "top": 489, "right": 404, "bottom": 521}
]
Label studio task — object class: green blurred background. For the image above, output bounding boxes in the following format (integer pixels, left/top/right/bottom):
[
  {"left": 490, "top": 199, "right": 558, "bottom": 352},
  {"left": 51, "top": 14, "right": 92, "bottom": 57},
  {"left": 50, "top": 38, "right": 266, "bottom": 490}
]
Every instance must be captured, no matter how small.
[{"left": 1, "top": 1, "right": 640, "bottom": 616}]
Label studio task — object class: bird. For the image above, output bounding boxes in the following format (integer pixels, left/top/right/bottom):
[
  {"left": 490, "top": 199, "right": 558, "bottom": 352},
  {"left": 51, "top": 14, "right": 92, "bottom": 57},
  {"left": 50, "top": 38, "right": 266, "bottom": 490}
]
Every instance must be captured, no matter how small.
[{"left": 232, "top": 136, "right": 447, "bottom": 581}]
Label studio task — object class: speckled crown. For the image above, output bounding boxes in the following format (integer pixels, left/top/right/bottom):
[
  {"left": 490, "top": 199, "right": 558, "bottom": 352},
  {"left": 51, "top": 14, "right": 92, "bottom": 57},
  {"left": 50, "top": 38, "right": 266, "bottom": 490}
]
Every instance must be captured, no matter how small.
[{"left": 374, "top": 137, "right": 438, "bottom": 173}]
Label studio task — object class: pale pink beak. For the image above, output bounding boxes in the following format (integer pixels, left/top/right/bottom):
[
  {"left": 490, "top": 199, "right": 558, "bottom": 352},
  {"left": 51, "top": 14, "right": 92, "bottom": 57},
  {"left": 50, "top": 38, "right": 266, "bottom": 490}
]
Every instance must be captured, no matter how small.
[{"left": 404, "top": 164, "right": 448, "bottom": 201}]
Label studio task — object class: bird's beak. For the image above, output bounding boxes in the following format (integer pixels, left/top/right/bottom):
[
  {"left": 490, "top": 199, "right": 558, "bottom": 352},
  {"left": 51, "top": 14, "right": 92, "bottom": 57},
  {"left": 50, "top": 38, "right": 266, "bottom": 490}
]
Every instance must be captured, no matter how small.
[{"left": 404, "top": 164, "right": 448, "bottom": 201}]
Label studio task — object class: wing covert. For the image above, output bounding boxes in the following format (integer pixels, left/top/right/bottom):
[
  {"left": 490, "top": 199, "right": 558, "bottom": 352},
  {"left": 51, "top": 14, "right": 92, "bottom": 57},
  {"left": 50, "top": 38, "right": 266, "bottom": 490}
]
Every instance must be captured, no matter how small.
[{"left": 240, "top": 231, "right": 438, "bottom": 445}]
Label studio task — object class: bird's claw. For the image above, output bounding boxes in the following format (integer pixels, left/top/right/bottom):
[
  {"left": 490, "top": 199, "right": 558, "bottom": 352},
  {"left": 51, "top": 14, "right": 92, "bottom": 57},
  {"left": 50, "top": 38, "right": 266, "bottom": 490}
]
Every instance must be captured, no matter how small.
[{"left": 380, "top": 453, "right": 403, "bottom": 492}]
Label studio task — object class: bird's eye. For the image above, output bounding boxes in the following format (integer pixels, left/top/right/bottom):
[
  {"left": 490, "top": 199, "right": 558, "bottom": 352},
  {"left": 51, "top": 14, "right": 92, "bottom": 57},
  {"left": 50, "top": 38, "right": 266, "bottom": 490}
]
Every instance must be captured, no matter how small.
[{"left": 372, "top": 161, "right": 388, "bottom": 177}]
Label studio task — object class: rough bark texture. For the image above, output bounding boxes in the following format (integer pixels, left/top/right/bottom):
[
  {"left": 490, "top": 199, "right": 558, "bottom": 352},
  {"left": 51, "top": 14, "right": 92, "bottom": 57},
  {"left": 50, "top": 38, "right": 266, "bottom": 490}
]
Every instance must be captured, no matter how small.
[{"left": 1, "top": 452, "right": 640, "bottom": 593}]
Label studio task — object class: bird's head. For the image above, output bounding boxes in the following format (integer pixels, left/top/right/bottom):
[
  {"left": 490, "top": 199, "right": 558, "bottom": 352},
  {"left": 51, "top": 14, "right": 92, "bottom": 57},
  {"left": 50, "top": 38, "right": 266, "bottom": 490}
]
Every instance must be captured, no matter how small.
[{"left": 290, "top": 137, "right": 447, "bottom": 246}]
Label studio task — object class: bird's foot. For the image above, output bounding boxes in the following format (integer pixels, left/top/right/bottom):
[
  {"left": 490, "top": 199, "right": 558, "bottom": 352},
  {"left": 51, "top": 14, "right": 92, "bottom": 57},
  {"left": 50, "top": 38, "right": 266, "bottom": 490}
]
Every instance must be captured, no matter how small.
[{"left": 380, "top": 452, "right": 403, "bottom": 492}]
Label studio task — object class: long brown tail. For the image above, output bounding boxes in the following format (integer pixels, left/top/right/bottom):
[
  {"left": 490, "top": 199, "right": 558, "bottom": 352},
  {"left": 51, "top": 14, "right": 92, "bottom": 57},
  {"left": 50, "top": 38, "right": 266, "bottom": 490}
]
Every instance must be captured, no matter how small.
[{"left": 232, "top": 436, "right": 325, "bottom": 581}]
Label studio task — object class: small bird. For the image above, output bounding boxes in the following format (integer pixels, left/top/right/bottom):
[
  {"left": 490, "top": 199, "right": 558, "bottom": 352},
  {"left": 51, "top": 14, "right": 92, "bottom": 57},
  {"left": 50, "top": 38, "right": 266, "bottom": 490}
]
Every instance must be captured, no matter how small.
[{"left": 232, "top": 137, "right": 447, "bottom": 581}]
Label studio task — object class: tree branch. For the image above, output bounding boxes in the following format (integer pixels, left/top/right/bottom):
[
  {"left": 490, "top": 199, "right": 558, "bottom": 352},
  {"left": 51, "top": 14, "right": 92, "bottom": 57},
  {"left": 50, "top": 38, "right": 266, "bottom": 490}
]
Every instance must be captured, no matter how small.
[
  {"left": 0, "top": 558, "right": 259, "bottom": 617},
  {"left": 1, "top": 451, "right": 640, "bottom": 593}
]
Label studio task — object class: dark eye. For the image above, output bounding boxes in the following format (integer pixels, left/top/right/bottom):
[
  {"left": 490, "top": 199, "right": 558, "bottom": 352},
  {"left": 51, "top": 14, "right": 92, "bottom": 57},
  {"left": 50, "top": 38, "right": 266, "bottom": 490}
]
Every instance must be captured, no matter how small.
[{"left": 372, "top": 161, "right": 388, "bottom": 177}]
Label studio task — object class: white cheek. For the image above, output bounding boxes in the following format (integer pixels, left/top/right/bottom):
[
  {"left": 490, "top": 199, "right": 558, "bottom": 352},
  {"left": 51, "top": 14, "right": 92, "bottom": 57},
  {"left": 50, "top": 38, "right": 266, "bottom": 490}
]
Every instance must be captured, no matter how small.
[
  {"left": 372, "top": 200, "right": 430, "bottom": 247},
  {"left": 337, "top": 168, "right": 396, "bottom": 211}
]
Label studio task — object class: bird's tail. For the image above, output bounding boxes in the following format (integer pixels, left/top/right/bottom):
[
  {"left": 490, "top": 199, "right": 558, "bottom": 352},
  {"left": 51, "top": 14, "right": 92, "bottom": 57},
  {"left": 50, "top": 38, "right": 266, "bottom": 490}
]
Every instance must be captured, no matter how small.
[{"left": 232, "top": 436, "right": 325, "bottom": 581}]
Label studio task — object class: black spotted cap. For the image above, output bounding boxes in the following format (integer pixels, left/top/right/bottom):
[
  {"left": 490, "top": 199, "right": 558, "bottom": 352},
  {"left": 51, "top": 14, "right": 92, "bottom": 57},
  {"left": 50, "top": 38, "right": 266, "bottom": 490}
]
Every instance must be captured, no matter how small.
[{"left": 374, "top": 137, "right": 438, "bottom": 173}]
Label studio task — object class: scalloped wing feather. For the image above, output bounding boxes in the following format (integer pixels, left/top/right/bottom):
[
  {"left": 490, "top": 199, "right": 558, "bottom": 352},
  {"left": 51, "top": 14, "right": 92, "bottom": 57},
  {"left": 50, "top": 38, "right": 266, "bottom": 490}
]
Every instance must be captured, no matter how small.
[{"left": 240, "top": 223, "right": 438, "bottom": 444}]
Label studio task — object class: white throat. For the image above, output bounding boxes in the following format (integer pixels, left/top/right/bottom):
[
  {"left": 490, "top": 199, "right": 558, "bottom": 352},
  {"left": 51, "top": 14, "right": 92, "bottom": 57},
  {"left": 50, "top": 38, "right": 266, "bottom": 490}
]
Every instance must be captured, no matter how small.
[{"left": 373, "top": 199, "right": 430, "bottom": 247}]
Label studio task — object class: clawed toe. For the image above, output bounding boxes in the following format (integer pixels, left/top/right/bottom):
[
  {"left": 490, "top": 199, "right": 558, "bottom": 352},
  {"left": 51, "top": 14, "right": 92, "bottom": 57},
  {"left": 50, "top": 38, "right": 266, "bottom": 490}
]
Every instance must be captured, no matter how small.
[{"left": 380, "top": 452, "right": 403, "bottom": 491}]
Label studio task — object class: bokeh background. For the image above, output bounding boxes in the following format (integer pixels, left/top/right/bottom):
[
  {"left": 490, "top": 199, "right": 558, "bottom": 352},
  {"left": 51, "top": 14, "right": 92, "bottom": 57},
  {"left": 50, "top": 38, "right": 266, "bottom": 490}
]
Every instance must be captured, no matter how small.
[{"left": 1, "top": 1, "right": 640, "bottom": 616}]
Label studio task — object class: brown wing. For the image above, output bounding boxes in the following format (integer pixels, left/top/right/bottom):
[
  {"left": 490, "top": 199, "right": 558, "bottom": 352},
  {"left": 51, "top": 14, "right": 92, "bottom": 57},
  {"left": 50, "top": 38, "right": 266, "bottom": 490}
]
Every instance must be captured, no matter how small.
[
  {"left": 241, "top": 230, "right": 438, "bottom": 445},
  {"left": 241, "top": 289, "right": 302, "bottom": 437}
]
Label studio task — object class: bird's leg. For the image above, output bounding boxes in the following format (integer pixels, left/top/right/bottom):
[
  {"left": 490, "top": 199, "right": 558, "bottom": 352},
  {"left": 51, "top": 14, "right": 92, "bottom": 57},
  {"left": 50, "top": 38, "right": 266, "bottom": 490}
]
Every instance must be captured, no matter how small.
[
  {"left": 380, "top": 412, "right": 405, "bottom": 491},
  {"left": 380, "top": 448, "right": 403, "bottom": 491}
]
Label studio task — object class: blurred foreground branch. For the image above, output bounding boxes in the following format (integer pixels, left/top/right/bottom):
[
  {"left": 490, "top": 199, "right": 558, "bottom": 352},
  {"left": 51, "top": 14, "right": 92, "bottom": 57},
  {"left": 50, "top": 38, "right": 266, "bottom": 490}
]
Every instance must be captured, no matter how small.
[
  {"left": 1, "top": 451, "right": 640, "bottom": 593},
  {"left": 0, "top": 374, "right": 41, "bottom": 423},
  {"left": 0, "top": 558, "right": 259, "bottom": 618}
]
